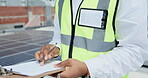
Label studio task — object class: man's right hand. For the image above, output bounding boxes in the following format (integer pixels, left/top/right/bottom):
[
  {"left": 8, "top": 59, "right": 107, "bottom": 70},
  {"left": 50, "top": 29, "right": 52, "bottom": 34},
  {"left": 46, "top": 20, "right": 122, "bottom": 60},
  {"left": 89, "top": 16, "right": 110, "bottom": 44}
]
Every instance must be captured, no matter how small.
[{"left": 35, "top": 44, "right": 60, "bottom": 66}]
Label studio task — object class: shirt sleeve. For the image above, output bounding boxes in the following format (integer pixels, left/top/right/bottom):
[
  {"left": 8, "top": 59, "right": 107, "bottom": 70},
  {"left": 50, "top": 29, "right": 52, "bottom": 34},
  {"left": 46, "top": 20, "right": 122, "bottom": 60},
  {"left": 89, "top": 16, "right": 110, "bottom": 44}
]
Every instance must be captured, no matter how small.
[
  {"left": 84, "top": 0, "right": 148, "bottom": 78},
  {"left": 49, "top": 14, "right": 61, "bottom": 48}
]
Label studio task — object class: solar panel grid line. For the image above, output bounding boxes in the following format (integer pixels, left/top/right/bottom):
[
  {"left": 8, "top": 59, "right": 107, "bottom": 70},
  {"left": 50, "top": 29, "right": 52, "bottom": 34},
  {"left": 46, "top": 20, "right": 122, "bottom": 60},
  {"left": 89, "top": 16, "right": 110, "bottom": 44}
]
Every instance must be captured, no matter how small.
[
  {"left": 0, "top": 31, "right": 48, "bottom": 46},
  {"left": 0, "top": 42, "right": 43, "bottom": 53},
  {"left": 36, "top": 38, "right": 51, "bottom": 43},
  {"left": 0, "top": 39, "right": 8, "bottom": 43},
  {"left": 12, "top": 45, "right": 41, "bottom": 51},
  {"left": 0, "top": 44, "right": 34, "bottom": 53},
  {"left": 0, "top": 53, "right": 35, "bottom": 66},
  {"left": 0, "top": 38, "right": 39, "bottom": 46},
  {"left": 15, "top": 36, "right": 48, "bottom": 41},
  {"left": 0, "top": 41, "right": 18, "bottom": 46},
  {"left": 0, "top": 47, "right": 40, "bottom": 59},
  {"left": 0, "top": 34, "right": 50, "bottom": 43},
  {"left": 0, "top": 38, "right": 34, "bottom": 44},
  {"left": 1, "top": 41, "right": 41, "bottom": 49},
  {"left": 0, "top": 47, "right": 6, "bottom": 50},
  {"left": 24, "top": 53, "right": 35, "bottom": 57},
  {"left": 12, "top": 35, "right": 50, "bottom": 41},
  {"left": 36, "top": 41, "right": 51, "bottom": 46},
  {"left": 0, "top": 50, "right": 20, "bottom": 57},
  {"left": 24, "top": 49, "right": 40, "bottom": 56},
  {"left": 24, "top": 43, "right": 44, "bottom": 47},
  {"left": 19, "top": 58, "right": 36, "bottom": 64},
  {"left": 1, "top": 42, "right": 28, "bottom": 48},
  {"left": 25, "top": 51, "right": 37, "bottom": 57},
  {"left": 0, "top": 42, "right": 29, "bottom": 50},
  {"left": 16, "top": 36, "right": 49, "bottom": 43},
  {"left": 23, "top": 37, "right": 50, "bottom": 43}
]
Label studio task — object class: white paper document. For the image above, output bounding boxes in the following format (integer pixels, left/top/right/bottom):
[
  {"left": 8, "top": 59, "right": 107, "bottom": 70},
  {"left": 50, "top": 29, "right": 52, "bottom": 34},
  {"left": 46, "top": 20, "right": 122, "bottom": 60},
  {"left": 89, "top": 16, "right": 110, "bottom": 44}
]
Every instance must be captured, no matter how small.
[{"left": 4, "top": 60, "right": 62, "bottom": 76}]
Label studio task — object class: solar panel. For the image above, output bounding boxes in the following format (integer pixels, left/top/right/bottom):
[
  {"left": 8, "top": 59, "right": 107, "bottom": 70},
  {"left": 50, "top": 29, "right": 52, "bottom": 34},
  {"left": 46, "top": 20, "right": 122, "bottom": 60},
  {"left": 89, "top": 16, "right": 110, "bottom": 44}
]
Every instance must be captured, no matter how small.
[
  {"left": 12, "top": 45, "right": 41, "bottom": 52},
  {"left": 37, "top": 40, "right": 50, "bottom": 46},
  {"left": 0, "top": 50, "right": 19, "bottom": 57},
  {"left": 1, "top": 42, "right": 28, "bottom": 49},
  {"left": 0, "top": 53, "right": 34, "bottom": 66},
  {"left": 0, "top": 47, "right": 5, "bottom": 51},
  {"left": 25, "top": 48, "right": 40, "bottom": 55},
  {"left": 0, "top": 41, "right": 17, "bottom": 45},
  {"left": 0, "top": 30, "right": 55, "bottom": 67}
]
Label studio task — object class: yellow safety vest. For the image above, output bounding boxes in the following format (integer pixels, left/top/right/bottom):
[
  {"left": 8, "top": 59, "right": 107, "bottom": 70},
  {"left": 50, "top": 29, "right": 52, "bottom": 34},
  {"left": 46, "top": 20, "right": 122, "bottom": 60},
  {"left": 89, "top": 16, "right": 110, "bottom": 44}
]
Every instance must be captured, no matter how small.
[{"left": 55, "top": 0, "right": 128, "bottom": 78}]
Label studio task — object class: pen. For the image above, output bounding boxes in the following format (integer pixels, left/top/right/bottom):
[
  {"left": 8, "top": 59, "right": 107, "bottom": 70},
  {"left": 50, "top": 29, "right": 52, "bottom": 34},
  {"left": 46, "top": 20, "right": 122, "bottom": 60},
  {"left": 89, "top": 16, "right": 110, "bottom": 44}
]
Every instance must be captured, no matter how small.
[{"left": 38, "top": 43, "right": 57, "bottom": 62}]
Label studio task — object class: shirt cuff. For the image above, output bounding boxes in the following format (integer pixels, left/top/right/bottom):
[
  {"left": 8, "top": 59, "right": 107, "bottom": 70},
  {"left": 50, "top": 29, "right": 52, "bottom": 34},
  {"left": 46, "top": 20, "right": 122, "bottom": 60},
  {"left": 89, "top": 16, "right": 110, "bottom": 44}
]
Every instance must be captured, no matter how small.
[
  {"left": 84, "top": 55, "right": 107, "bottom": 78},
  {"left": 49, "top": 41, "right": 61, "bottom": 49}
]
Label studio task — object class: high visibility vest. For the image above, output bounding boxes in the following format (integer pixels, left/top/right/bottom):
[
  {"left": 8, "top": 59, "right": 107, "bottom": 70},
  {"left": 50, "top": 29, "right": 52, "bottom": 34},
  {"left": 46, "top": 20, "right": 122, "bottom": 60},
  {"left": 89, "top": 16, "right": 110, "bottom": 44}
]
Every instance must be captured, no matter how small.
[{"left": 55, "top": 0, "right": 128, "bottom": 78}]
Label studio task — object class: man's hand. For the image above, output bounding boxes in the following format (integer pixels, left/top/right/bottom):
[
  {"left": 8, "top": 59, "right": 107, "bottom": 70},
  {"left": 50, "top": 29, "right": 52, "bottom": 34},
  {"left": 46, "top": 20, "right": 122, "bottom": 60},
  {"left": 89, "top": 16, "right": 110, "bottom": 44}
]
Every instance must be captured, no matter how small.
[
  {"left": 54, "top": 59, "right": 90, "bottom": 78},
  {"left": 35, "top": 44, "right": 60, "bottom": 66}
]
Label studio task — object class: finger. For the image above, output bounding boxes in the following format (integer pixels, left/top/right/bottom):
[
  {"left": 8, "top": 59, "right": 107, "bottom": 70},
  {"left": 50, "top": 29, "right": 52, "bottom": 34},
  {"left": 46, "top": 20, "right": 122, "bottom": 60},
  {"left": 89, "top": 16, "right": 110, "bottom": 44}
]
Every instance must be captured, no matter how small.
[
  {"left": 45, "top": 48, "right": 55, "bottom": 59},
  {"left": 40, "top": 46, "right": 50, "bottom": 60},
  {"left": 40, "top": 59, "right": 45, "bottom": 66},
  {"left": 45, "top": 44, "right": 52, "bottom": 50},
  {"left": 35, "top": 51, "right": 41, "bottom": 61},
  {"left": 48, "top": 49, "right": 56, "bottom": 59},
  {"left": 38, "top": 52, "right": 44, "bottom": 61},
  {"left": 40, "top": 46, "right": 48, "bottom": 56},
  {"left": 45, "top": 47, "right": 59, "bottom": 59},
  {"left": 60, "top": 70, "right": 75, "bottom": 78},
  {"left": 57, "top": 73, "right": 60, "bottom": 78},
  {"left": 48, "top": 47, "right": 60, "bottom": 58},
  {"left": 44, "top": 44, "right": 55, "bottom": 56},
  {"left": 60, "top": 71, "right": 68, "bottom": 78},
  {"left": 53, "top": 47, "right": 60, "bottom": 56},
  {"left": 47, "top": 54, "right": 52, "bottom": 59},
  {"left": 55, "top": 59, "right": 71, "bottom": 68}
]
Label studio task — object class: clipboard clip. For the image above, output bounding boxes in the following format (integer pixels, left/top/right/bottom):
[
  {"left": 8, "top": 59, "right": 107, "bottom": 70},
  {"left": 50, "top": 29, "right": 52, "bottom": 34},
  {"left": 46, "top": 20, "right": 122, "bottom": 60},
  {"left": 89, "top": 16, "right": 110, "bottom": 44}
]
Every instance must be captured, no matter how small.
[{"left": 0, "top": 65, "right": 13, "bottom": 76}]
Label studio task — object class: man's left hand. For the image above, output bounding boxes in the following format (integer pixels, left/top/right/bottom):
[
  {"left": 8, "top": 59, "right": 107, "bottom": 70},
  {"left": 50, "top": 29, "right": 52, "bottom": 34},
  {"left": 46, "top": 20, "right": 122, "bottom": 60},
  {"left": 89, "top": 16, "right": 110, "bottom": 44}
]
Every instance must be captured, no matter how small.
[{"left": 54, "top": 59, "right": 90, "bottom": 78}]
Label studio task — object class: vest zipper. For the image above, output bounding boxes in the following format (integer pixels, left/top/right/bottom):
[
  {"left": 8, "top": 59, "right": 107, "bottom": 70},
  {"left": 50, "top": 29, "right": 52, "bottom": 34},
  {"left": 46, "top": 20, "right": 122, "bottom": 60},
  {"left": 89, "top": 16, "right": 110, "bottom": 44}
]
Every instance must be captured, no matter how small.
[
  {"left": 113, "top": 0, "right": 119, "bottom": 46},
  {"left": 68, "top": 0, "right": 83, "bottom": 58},
  {"left": 68, "top": 0, "right": 74, "bottom": 58}
]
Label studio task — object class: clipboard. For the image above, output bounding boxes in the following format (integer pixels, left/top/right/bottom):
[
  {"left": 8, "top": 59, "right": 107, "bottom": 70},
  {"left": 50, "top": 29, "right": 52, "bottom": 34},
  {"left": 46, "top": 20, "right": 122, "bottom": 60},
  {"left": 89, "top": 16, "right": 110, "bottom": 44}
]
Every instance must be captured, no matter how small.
[
  {"left": 0, "top": 68, "right": 64, "bottom": 78},
  {"left": 1, "top": 60, "right": 65, "bottom": 78}
]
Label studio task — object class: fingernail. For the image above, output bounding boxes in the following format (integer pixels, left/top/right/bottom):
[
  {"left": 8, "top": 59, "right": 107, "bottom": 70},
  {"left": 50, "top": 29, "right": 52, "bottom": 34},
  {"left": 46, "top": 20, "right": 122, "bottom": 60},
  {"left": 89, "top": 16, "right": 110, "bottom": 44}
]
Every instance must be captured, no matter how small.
[
  {"left": 54, "top": 64, "right": 58, "bottom": 68},
  {"left": 54, "top": 54, "right": 58, "bottom": 57},
  {"left": 48, "top": 55, "right": 52, "bottom": 59},
  {"left": 44, "top": 56, "right": 48, "bottom": 60},
  {"left": 57, "top": 73, "right": 61, "bottom": 78},
  {"left": 40, "top": 62, "right": 44, "bottom": 66}
]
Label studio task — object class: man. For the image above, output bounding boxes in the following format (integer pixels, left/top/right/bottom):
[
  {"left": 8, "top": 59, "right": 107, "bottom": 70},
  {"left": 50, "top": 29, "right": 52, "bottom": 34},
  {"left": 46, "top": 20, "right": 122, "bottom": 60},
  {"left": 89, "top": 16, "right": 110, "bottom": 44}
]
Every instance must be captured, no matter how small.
[{"left": 35, "top": 0, "right": 148, "bottom": 78}]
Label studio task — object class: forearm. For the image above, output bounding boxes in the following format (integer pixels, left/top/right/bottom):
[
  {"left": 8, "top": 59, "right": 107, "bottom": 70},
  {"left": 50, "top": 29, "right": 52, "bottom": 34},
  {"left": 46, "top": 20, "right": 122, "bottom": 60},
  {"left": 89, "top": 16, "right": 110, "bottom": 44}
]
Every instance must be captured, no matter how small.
[{"left": 49, "top": 14, "right": 61, "bottom": 48}]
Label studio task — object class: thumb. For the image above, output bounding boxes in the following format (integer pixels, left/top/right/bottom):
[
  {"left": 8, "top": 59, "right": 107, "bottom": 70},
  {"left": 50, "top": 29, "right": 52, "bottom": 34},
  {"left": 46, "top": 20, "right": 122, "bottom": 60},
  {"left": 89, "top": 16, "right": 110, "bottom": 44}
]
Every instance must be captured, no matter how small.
[{"left": 55, "top": 59, "right": 71, "bottom": 68}]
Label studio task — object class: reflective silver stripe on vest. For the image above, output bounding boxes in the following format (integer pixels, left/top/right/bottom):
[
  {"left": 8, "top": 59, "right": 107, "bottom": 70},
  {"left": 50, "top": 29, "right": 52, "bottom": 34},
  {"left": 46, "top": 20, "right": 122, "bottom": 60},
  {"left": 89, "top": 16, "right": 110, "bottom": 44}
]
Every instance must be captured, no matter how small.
[
  {"left": 97, "top": 0, "right": 110, "bottom": 10},
  {"left": 58, "top": 0, "right": 64, "bottom": 27},
  {"left": 61, "top": 29, "right": 115, "bottom": 52}
]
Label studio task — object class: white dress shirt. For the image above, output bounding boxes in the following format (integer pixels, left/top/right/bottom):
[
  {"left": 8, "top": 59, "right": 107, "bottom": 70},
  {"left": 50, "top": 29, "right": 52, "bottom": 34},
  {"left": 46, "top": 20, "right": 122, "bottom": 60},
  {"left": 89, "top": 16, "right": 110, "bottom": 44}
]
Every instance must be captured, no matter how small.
[{"left": 50, "top": 0, "right": 148, "bottom": 78}]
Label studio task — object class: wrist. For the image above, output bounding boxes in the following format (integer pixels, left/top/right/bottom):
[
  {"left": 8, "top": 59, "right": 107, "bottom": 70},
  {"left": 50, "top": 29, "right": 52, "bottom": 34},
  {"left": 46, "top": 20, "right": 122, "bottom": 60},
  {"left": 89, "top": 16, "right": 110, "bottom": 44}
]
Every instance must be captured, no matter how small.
[{"left": 83, "top": 62, "right": 90, "bottom": 77}]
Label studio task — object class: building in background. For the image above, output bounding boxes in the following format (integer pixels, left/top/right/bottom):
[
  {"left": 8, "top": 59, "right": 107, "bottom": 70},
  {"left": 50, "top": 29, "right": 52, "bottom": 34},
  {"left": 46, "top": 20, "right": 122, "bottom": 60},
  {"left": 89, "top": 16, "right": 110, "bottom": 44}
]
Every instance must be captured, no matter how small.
[{"left": 0, "top": 0, "right": 55, "bottom": 31}]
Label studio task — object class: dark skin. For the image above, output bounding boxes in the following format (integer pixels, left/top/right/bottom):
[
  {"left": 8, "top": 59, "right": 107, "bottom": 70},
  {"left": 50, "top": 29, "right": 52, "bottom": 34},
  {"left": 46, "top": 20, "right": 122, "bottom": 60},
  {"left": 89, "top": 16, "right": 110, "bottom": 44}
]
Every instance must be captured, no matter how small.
[
  {"left": 35, "top": 44, "right": 60, "bottom": 66},
  {"left": 54, "top": 59, "right": 89, "bottom": 78},
  {"left": 35, "top": 44, "right": 90, "bottom": 78}
]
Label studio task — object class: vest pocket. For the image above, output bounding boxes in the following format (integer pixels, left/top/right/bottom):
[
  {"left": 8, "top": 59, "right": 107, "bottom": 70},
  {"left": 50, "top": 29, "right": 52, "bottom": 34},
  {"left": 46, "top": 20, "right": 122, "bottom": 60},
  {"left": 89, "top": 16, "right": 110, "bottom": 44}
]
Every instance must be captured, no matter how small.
[{"left": 78, "top": 8, "right": 108, "bottom": 29}]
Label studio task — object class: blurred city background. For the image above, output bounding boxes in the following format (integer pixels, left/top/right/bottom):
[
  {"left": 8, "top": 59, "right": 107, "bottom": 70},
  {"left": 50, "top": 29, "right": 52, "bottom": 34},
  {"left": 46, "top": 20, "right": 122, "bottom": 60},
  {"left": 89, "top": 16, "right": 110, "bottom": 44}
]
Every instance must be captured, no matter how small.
[{"left": 0, "top": 0, "right": 147, "bottom": 78}]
